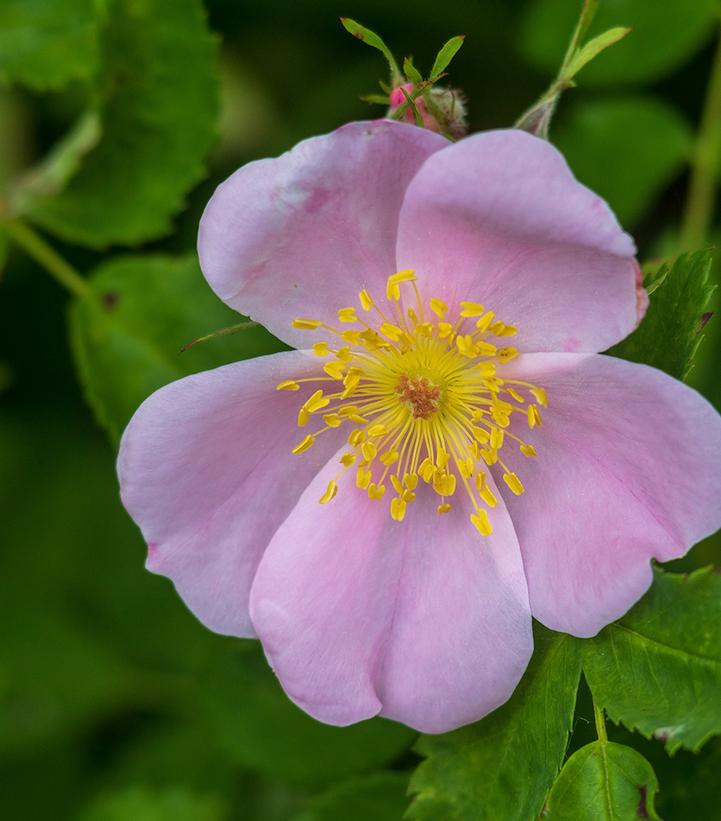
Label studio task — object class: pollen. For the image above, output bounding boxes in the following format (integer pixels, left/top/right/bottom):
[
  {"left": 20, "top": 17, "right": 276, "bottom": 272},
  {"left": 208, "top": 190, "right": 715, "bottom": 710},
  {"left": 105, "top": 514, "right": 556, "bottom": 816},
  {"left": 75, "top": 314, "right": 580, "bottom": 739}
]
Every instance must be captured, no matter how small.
[{"left": 280, "top": 271, "right": 547, "bottom": 538}]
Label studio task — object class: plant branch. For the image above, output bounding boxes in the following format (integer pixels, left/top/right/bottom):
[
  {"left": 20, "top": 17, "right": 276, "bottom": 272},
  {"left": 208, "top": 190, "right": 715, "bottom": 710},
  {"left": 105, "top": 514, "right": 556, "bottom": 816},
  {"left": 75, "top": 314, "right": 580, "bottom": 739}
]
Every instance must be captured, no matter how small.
[
  {"left": 0, "top": 219, "right": 89, "bottom": 298},
  {"left": 681, "top": 23, "right": 721, "bottom": 250},
  {"left": 594, "top": 702, "right": 608, "bottom": 744}
]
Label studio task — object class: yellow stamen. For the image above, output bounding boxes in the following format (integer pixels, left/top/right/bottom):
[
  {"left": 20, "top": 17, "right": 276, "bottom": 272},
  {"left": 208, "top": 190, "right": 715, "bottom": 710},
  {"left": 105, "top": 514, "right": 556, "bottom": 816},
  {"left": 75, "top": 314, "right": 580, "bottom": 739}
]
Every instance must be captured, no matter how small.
[
  {"left": 292, "top": 318, "right": 322, "bottom": 329},
  {"left": 282, "top": 276, "right": 546, "bottom": 538},
  {"left": 319, "top": 480, "right": 338, "bottom": 504},
  {"left": 276, "top": 380, "right": 300, "bottom": 391},
  {"left": 292, "top": 434, "right": 314, "bottom": 454}
]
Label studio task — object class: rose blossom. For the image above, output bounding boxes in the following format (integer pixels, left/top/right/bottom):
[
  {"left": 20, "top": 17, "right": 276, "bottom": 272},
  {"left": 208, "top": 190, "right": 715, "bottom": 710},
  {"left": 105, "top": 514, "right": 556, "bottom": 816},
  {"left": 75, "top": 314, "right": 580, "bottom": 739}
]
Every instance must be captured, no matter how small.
[{"left": 118, "top": 120, "right": 721, "bottom": 733}]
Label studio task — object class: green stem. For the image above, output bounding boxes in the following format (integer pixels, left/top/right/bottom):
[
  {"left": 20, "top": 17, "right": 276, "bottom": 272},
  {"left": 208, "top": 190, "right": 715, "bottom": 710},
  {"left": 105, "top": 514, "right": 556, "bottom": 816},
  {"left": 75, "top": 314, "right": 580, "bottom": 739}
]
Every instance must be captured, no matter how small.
[
  {"left": 681, "top": 23, "right": 721, "bottom": 250},
  {"left": 0, "top": 219, "right": 89, "bottom": 298},
  {"left": 594, "top": 703, "right": 608, "bottom": 744}
]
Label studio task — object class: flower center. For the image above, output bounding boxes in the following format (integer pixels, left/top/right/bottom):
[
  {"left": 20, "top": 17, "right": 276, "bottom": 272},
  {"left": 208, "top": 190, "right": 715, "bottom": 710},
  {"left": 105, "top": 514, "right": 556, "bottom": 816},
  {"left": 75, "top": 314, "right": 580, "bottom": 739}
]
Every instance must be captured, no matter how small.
[
  {"left": 396, "top": 374, "right": 441, "bottom": 420},
  {"left": 277, "top": 270, "right": 547, "bottom": 537}
]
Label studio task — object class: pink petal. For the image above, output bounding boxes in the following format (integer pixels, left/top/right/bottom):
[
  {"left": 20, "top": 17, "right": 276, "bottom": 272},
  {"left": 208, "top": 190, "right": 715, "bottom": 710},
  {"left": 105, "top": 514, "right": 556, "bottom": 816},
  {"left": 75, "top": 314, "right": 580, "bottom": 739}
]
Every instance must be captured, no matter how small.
[
  {"left": 198, "top": 120, "right": 448, "bottom": 349},
  {"left": 396, "top": 129, "right": 640, "bottom": 353},
  {"left": 117, "top": 351, "right": 342, "bottom": 638},
  {"left": 249, "top": 450, "right": 532, "bottom": 733},
  {"left": 497, "top": 353, "right": 721, "bottom": 637}
]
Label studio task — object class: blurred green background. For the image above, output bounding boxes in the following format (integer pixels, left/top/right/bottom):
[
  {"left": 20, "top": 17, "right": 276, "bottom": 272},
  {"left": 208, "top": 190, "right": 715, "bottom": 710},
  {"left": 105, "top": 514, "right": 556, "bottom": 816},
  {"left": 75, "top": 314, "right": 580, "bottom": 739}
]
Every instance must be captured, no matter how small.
[{"left": 2, "top": 1, "right": 721, "bottom": 819}]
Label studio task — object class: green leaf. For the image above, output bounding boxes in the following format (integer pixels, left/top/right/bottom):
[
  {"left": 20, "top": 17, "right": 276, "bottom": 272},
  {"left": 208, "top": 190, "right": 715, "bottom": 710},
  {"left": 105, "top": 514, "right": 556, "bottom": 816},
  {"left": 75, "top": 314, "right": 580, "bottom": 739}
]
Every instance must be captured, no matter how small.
[
  {"left": 70, "top": 254, "right": 285, "bottom": 443},
  {"left": 563, "top": 27, "right": 631, "bottom": 81},
  {"left": 429, "top": 35, "right": 465, "bottom": 79},
  {"left": 403, "top": 57, "right": 423, "bottom": 85},
  {"left": 360, "top": 93, "right": 391, "bottom": 105},
  {"left": 609, "top": 250, "right": 715, "bottom": 379},
  {"left": 544, "top": 741, "right": 660, "bottom": 820},
  {"left": 407, "top": 626, "right": 581, "bottom": 821},
  {"left": 554, "top": 97, "right": 692, "bottom": 225},
  {"left": 583, "top": 566, "right": 721, "bottom": 754},
  {"left": 293, "top": 773, "right": 409, "bottom": 821},
  {"left": 340, "top": 18, "right": 401, "bottom": 82},
  {"left": 0, "top": 0, "right": 106, "bottom": 91},
  {"left": 78, "top": 786, "right": 226, "bottom": 821},
  {"left": 520, "top": 0, "right": 718, "bottom": 86},
  {"left": 22, "top": 0, "right": 219, "bottom": 247},
  {"left": 11, "top": 110, "right": 101, "bottom": 205},
  {"left": 199, "top": 644, "right": 415, "bottom": 785}
]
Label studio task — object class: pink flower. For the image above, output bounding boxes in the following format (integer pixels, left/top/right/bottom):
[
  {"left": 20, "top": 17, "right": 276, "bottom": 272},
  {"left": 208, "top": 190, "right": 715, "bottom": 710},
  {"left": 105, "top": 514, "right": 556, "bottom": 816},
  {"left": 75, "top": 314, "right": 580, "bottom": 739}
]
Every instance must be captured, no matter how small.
[{"left": 118, "top": 121, "right": 721, "bottom": 734}]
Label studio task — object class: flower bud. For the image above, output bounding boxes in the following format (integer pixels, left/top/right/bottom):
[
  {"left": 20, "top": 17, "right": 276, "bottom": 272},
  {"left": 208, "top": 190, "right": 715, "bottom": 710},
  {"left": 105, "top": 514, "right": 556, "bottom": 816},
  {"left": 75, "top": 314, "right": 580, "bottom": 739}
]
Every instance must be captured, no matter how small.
[{"left": 388, "top": 83, "right": 467, "bottom": 139}]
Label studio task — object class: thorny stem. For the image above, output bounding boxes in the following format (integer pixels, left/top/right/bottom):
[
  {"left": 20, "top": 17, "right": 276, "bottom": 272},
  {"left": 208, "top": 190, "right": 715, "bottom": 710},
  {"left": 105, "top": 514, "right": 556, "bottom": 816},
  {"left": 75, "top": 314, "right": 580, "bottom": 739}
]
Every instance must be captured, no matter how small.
[
  {"left": 594, "top": 702, "right": 608, "bottom": 744},
  {"left": 0, "top": 218, "right": 89, "bottom": 298},
  {"left": 681, "top": 22, "right": 721, "bottom": 250}
]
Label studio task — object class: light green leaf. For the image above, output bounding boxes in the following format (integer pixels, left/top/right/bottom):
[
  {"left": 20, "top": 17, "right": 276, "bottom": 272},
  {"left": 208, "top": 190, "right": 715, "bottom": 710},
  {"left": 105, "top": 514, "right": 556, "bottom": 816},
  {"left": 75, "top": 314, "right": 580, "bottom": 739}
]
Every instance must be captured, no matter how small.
[
  {"left": 609, "top": 250, "right": 715, "bottom": 379},
  {"left": 360, "top": 93, "right": 390, "bottom": 105},
  {"left": 293, "top": 773, "right": 409, "bottom": 821},
  {"left": 429, "top": 35, "right": 465, "bottom": 79},
  {"left": 0, "top": 0, "right": 106, "bottom": 91},
  {"left": 563, "top": 27, "right": 631, "bottom": 80},
  {"left": 70, "top": 254, "right": 285, "bottom": 442},
  {"left": 403, "top": 56, "right": 423, "bottom": 85},
  {"left": 520, "top": 0, "right": 718, "bottom": 86},
  {"left": 340, "top": 18, "right": 401, "bottom": 82},
  {"left": 554, "top": 96, "right": 692, "bottom": 225},
  {"left": 407, "top": 626, "right": 581, "bottom": 821},
  {"left": 78, "top": 786, "right": 226, "bottom": 821},
  {"left": 583, "top": 567, "right": 721, "bottom": 754},
  {"left": 199, "top": 644, "right": 415, "bottom": 785},
  {"left": 11, "top": 110, "right": 101, "bottom": 206},
  {"left": 22, "top": 0, "right": 219, "bottom": 247},
  {"left": 544, "top": 741, "right": 660, "bottom": 820}
]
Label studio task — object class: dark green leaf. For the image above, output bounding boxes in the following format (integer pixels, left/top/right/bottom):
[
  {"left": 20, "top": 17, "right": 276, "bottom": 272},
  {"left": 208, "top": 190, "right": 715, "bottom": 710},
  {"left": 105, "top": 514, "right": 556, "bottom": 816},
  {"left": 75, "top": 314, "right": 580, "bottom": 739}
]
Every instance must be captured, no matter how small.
[
  {"left": 0, "top": 230, "right": 7, "bottom": 276},
  {"left": 429, "top": 35, "right": 465, "bottom": 79},
  {"left": 0, "top": 0, "right": 105, "bottom": 91},
  {"left": 199, "top": 644, "right": 415, "bottom": 785},
  {"left": 544, "top": 741, "right": 660, "bottom": 820},
  {"left": 520, "top": 0, "right": 718, "bottom": 86},
  {"left": 583, "top": 566, "right": 721, "bottom": 754},
  {"left": 78, "top": 786, "right": 227, "bottom": 821},
  {"left": 293, "top": 773, "right": 409, "bottom": 821},
  {"left": 407, "top": 626, "right": 581, "bottom": 821},
  {"left": 554, "top": 97, "right": 692, "bottom": 225},
  {"left": 70, "top": 254, "right": 285, "bottom": 442},
  {"left": 340, "top": 18, "right": 400, "bottom": 82},
  {"left": 609, "top": 250, "right": 715, "bottom": 379},
  {"left": 23, "top": 0, "right": 219, "bottom": 247},
  {"left": 654, "top": 736, "right": 721, "bottom": 820}
]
